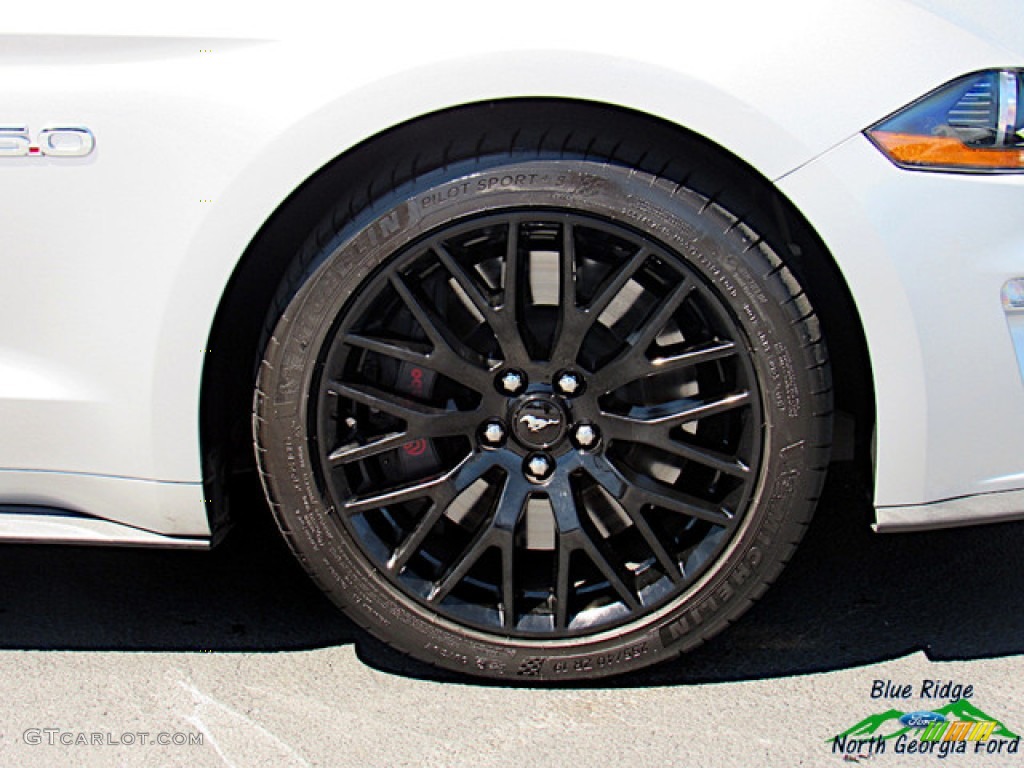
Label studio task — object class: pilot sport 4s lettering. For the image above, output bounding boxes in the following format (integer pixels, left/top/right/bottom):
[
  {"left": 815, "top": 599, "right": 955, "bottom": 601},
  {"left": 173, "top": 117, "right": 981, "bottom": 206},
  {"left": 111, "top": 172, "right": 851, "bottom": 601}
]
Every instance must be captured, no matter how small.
[{"left": 2, "top": 1, "right": 1023, "bottom": 679}]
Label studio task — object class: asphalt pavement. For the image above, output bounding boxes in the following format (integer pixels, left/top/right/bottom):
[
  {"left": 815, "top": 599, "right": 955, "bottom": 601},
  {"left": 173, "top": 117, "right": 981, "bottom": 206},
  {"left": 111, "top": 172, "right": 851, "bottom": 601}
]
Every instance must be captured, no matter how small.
[{"left": 0, "top": 464, "right": 1021, "bottom": 767}]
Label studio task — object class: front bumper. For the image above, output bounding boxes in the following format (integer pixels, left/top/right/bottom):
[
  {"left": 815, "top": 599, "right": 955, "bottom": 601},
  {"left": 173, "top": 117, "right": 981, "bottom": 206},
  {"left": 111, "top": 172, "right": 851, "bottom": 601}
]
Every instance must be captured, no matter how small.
[{"left": 779, "top": 133, "right": 1024, "bottom": 528}]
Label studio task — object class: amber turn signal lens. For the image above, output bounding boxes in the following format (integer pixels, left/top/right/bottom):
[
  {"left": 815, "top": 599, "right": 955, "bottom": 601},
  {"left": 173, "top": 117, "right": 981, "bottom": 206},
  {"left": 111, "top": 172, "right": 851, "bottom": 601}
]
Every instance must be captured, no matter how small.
[{"left": 868, "top": 130, "right": 1024, "bottom": 171}]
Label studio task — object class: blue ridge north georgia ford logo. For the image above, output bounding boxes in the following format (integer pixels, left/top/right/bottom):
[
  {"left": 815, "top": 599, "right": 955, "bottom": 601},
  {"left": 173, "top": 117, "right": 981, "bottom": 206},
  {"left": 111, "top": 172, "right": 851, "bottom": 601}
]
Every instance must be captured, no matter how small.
[{"left": 831, "top": 680, "right": 1021, "bottom": 760}]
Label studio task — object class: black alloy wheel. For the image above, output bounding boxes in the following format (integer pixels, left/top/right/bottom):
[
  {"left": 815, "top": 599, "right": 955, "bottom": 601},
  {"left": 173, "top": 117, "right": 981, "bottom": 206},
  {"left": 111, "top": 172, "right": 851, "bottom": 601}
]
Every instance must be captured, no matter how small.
[
  {"left": 255, "top": 155, "right": 832, "bottom": 681},
  {"left": 315, "top": 211, "right": 761, "bottom": 637}
]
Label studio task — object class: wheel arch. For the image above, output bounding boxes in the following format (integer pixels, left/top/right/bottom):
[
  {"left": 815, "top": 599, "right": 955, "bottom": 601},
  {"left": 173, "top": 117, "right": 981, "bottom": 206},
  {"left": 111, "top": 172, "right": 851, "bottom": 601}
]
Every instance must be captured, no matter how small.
[{"left": 199, "top": 98, "right": 874, "bottom": 534}]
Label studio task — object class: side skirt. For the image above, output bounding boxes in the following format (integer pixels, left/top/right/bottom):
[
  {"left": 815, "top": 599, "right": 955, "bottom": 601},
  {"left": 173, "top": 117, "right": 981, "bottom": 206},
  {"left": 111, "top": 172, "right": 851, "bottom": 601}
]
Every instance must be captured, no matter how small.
[
  {"left": 875, "top": 489, "right": 1024, "bottom": 533},
  {"left": 0, "top": 505, "right": 210, "bottom": 549}
]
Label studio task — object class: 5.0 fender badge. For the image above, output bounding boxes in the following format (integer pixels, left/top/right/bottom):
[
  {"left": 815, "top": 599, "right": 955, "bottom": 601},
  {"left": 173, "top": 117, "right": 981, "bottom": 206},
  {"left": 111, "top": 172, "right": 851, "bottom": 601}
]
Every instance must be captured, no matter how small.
[{"left": 0, "top": 126, "right": 95, "bottom": 157}]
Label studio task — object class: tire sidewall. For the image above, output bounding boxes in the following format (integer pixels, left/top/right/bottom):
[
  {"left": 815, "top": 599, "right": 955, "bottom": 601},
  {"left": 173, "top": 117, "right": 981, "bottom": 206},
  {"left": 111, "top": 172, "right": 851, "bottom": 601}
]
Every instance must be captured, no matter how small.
[{"left": 257, "top": 159, "right": 827, "bottom": 681}]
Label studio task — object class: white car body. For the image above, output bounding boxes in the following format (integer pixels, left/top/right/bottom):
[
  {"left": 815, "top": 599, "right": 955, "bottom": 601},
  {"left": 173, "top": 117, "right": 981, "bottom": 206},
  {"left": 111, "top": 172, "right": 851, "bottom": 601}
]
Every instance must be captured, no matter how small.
[{"left": 1, "top": 0, "right": 1023, "bottom": 546}]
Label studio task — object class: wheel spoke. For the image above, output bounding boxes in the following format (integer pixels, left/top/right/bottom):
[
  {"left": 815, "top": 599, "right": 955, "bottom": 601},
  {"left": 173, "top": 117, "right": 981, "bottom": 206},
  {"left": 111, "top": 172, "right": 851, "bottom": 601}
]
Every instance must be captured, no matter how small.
[
  {"left": 428, "top": 472, "right": 529, "bottom": 605},
  {"left": 499, "top": 537, "right": 516, "bottom": 630},
  {"left": 577, "top": 534, "right": 641, "bottom": 611},
  {"left": 343, "top": 452, "right": 493, "bottom": 516},
  {"left": 547, "top": 223, "right": 580, "bottom": 364},
  {"left": 623, "top": 473, "right": 733, "bottom": 526},
  {"left": 328, "top": 432, "right": 408, "bottom": 465},
  {"left": 389, "top": 272, "right": 456, "bottom": 353},
  {"left": 386, "top": 500, "right": 447, "bottom": 574},
  {"left": 386, "top": 456, "right": 500, "bottom": 573},
  {"left": 559, "top": 221, "right": 577, "bottom": 316},
  {"left": 327, "top": 380, "right": 483, "bottom": 442},
  {"left": 545, "top": 470, "right": 583, "bottom": 534},
  {"left": 597, "top": 339, "right": 738, "bottom": 391},
  {"left": 328, "top": 380, "right": 443, "bottom": 421},
  {"left": 578, "top": 452, "right": 627, "bottom": 498},
  {"left": 545, "top": 473, "right": 582, "bottom": 630},
  {"left": 504, "top": 220, "right": 521, "bottom": 324},
  {"left": 428, "top": 530, "right": 495, "bottom": 604},
  {"left": 576, "top": 457, "right": 684, "bottom": 583},
  {"left": 549, "top": 244, "right": 649, "bottom": 365},
  {"left": 434, "top": 243, "right": 493, "bottom": 319},
  {"left": 343, "top": 473, "right": 450, "bottom": 516},
  {"left": 652, "top": 340, "right": 738, "bottom": 372},
  {"left": 342, "top": 332, "right": 431, "bottom": 368},
  {"left": 389, "top": 273, "right": 492, "bottom": 387},
  {"left": 620, "top": 506, "right": 685, "bottom": 584},
  {"left": 588, "top": 247, "right": 649, "bottom": 320},
  {"left": 628, "top": 281, "right": 696, "bottom": 359},
  {"left": 553, "top": 529, "right": 640, "bottom": 618},
  {"left": 549, "top": 472, "right": 641, "bottom": 617},
  {"left": 600, "top": 393, "right": 751, "bottom": 478},
  {"left": 603, "top": 391, "right": 750, "bottom": 432},
  {"left": 651, "top": 439, "right": 750, "bottom": 478},
  {"left": 434, "top": 242, "right": 529, "bottom": 363},
  {"left": 328, "top": 407, "right": 480, "bottom": 465},
  {"left": 554, "top": 539, "right": 572, "bottom": 630},
  {"left": 590, "top": 280, "right": 696, "bottom": 385}
]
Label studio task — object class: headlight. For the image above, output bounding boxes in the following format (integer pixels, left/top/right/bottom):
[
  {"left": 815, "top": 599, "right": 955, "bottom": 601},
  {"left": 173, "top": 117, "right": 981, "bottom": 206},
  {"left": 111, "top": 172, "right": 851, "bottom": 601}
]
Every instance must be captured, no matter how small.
[{"left": 867, "top": 69, "right": 1024, "bottom": 172}]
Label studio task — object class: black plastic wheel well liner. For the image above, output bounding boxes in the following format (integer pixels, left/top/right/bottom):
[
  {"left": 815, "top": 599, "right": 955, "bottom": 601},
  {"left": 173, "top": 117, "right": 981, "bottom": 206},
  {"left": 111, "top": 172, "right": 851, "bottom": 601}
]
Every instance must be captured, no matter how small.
[{"left": 200, "top": 98, "right": 874, "bottom": 536}]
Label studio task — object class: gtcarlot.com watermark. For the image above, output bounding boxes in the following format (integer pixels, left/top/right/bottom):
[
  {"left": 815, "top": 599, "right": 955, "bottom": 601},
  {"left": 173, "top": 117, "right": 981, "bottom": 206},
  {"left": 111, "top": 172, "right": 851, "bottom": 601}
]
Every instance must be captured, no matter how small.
[{"left": 23, "top": 728, "right": 203, "bottom": 747}]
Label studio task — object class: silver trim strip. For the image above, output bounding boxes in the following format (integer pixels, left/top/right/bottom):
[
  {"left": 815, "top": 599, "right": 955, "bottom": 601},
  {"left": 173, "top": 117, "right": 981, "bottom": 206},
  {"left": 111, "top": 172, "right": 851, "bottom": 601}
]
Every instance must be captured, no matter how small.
[
  {"left": 0, "top": 469, "right": 211, "bottom": 537},
  {"left": 874, "top": 488, "right": 1024, "bottom": 533},
  {"left": 0, "top": 506, "right": 209, "bottom": 549},
  {"left": 1007, "top": 314, "right": 1024, "bottom": 385},
  {"left": 996, "top": 70, "right": 1018, "bottom": 145}
]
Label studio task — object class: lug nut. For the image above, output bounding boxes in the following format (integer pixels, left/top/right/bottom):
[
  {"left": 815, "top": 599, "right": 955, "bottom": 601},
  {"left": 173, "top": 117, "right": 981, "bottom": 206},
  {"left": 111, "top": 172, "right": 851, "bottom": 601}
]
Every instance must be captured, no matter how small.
[
  {"left": 524, "top": 453, "right": 555, "bottom": 482},
  {"left": 555, "top": 371, "right": 583, "bottom": 397},
  {"left": 480, "top": 420, "right": 506, "bottom": 447},
  {"left": 497, "top": 369, "right": 527, "bottom": 396},
  {"left": 572, "top": 423, "right": 600, "bottom": 450}
]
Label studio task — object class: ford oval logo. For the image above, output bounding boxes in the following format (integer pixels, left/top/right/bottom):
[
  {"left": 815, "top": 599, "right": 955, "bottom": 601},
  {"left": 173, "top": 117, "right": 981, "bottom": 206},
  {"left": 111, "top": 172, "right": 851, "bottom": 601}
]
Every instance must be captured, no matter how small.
[{"left": 899, "top": 711, "right": 946, "bottom": 728}]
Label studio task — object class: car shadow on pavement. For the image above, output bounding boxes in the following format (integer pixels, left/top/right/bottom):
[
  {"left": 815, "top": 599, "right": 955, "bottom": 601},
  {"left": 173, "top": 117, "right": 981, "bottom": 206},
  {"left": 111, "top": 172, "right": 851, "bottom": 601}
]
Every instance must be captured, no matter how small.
[{"left": 0, "top": 463, "right": 1021, "bottom": 687}]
